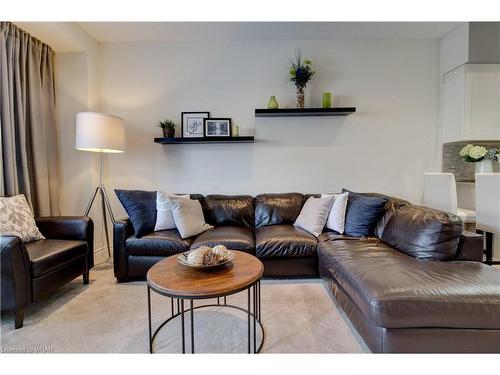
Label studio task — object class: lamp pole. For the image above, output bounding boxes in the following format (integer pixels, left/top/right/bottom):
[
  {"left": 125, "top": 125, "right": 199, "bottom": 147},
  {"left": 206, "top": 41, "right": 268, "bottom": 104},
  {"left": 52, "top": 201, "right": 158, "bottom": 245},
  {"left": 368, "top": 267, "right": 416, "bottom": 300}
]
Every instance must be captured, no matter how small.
[{"left": 84, "top": 151, "right": 115, "bottom": 258}]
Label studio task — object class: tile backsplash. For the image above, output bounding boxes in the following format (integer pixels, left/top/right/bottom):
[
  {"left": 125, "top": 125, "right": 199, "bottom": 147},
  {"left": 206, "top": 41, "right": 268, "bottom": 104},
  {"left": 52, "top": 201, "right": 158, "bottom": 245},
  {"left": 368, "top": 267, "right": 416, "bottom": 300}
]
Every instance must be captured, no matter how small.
[{"left": 443, "top": 141, "right": 500, "bottom": 182}]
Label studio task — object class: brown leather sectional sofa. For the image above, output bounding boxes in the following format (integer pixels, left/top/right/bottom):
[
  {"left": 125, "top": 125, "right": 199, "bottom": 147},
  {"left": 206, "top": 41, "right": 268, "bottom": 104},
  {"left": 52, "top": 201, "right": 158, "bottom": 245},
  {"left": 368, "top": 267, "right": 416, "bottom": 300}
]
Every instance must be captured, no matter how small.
[{"left": 113, "top": 192, "right": 500, "bottom": 353}]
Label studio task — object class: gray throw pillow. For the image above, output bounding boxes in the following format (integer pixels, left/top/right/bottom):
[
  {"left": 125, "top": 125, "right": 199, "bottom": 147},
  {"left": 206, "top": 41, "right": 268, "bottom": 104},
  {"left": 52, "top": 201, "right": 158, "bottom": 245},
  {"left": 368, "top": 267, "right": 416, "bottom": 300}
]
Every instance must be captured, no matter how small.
[
  {"left": 294, "top": 196, "right": 334, "bottom": 237},
  {"left": 168, "top": 196, "right": 213, "bottom": 239}
]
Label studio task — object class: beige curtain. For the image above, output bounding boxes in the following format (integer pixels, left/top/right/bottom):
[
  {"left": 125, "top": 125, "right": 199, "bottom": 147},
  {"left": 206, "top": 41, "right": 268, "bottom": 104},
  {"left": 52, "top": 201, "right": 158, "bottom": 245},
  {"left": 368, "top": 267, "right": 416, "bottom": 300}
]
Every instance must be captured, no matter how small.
[{"left": 0, "top": 22, "right": 60, "bottom": 216}]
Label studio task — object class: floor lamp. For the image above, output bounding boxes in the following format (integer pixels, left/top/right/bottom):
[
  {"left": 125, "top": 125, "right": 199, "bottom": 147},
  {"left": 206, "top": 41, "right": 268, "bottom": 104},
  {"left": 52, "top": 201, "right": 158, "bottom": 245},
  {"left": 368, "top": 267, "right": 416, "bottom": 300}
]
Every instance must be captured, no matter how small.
[{"left": 76, "top": 112, "right": 125, "bottom": 258}]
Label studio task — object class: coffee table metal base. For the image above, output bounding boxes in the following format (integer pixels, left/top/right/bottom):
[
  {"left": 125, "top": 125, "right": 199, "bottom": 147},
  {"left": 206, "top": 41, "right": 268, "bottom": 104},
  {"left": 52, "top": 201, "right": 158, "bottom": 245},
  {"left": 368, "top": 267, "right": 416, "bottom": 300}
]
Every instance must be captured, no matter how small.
[{"left": 147, "top": 281, "right": 263, "bottom": 354}]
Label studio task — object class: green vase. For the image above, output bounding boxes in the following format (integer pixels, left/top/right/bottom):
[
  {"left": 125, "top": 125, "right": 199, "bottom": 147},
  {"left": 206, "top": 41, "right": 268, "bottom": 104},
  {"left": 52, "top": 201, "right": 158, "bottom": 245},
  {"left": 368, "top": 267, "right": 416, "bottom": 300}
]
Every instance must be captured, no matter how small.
[
  {"left": 322, "top": 92, "right": 332, "bottom": 108},
  {"left": 267, "top": 96, "right": 279, "bottom": 109}
]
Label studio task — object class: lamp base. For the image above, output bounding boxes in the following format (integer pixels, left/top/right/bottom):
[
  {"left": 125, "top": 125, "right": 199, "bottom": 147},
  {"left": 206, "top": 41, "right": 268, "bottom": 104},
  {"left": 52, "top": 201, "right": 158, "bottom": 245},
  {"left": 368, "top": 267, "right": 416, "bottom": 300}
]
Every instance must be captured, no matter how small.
[{"left": 84, "top": 185, "right": 115, "bottom": 258}]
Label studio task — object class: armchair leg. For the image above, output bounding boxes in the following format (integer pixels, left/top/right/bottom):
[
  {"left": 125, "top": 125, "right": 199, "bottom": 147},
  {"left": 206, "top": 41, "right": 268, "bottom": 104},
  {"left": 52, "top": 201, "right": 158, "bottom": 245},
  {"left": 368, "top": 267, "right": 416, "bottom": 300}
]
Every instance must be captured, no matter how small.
[
  {"left": 83, "top": 271, "right": 89, "bottom": 285},
  {"left": 14, "top": 309, "right": 24, "bottom": 329}
]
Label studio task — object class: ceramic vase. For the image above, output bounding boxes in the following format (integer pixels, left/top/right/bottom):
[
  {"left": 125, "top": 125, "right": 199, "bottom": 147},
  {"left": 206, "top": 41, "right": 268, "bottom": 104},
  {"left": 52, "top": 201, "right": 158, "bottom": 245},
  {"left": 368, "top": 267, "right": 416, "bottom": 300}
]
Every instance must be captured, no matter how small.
[
  {"left": 322, "top": 92, "right": 332, "bottom": 108},
  {"left": 267, "top": 96, "right": 279, "bottom": 109},
  {"left": 475, "top": 159, "right": 494, "bottom": 174}
]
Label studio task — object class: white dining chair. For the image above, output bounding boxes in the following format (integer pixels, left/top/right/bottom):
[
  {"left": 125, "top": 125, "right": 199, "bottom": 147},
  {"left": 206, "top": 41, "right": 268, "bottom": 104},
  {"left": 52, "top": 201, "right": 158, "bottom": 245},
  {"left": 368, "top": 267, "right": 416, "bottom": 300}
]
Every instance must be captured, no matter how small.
[
  {"left": 423, "top": 173, "right": 476, "bottom": 224},
  {"left": 475, "top": 173, "right": 500, "bottom": 265}
]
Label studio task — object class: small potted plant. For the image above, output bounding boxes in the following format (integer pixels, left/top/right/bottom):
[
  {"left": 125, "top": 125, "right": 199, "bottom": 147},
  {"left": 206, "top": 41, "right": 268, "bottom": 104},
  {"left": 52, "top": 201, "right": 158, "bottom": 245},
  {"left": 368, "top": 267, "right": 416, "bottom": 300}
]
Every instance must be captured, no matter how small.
[
  {"left": 289, "top": 50, "right": 315, "bottom": 108},
  {"left": 158, "top": 119, "right": 176, "bottom": 138},
  {"left": 459, "top": 144, "right": 498, "bottom": 174}
]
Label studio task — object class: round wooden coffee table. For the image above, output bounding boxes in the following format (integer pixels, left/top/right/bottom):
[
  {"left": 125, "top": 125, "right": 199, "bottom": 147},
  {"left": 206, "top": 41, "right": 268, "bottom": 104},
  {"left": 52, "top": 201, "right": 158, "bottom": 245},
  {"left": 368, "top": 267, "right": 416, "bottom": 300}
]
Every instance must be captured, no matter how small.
[{"left": 146, "top": 250, "right": 264, "bottom": 354}]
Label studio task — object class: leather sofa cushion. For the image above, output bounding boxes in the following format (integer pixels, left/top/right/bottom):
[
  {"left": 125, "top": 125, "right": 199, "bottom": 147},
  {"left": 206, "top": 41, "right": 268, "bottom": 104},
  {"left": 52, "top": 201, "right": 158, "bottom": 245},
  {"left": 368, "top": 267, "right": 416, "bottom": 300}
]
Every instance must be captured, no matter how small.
[
  {"left": 255, "top": 224, "right": 318, "bottom": 258},
  {"left": 318, "top": 230, "right": 365, "bottom": 242},
  {"left": 201, "top": 195, "right": 254, "bottom": 228},
  {"left": 26, "top": 239, "right": 88, "bottom": 278},
  {"left": 318, "top": 239, "right": 500, "bottom": 329},
  {"left": 381, "top": 204, "right": 462, "bottom": 260},
  {"left": 126, "top": 230, "right": 192, "bottom": 257},
  {"left": 190, "top": 226, "right": 255, "bottom": 253},
  {"left": 255, "top": 193, "right": 305, "bottom": 228}
]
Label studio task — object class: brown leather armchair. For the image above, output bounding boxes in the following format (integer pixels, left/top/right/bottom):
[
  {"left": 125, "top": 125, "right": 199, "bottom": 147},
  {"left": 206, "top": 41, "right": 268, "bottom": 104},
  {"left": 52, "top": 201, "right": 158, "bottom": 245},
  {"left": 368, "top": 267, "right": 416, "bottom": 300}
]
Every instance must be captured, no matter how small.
[{"left": 1, "top": 216, "right": 94, "bottom": 329}]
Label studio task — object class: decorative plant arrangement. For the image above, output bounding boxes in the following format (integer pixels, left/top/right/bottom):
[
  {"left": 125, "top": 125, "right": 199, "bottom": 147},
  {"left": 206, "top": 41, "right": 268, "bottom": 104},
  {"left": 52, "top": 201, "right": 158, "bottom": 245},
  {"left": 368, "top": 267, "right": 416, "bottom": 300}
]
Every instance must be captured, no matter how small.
[
  {"left": 459, "top": 144, "right": 498, "bottom": 174},
  {"left": 158, "top": 119, "right": 176, "bottom": 138},
  {"left": 460, "top": 144, "right": 498, "bottom": 162},
  {"left": 289, "top": 50, "right": 315, "bottom": 108}
]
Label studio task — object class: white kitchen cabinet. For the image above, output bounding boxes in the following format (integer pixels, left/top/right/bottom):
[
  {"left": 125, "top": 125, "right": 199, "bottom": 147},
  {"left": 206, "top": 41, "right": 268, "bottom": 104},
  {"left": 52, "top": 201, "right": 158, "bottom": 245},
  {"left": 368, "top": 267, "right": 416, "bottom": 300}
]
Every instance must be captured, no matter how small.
[{"left": 442, "top": 64, "right": 500, "bottom": 142}]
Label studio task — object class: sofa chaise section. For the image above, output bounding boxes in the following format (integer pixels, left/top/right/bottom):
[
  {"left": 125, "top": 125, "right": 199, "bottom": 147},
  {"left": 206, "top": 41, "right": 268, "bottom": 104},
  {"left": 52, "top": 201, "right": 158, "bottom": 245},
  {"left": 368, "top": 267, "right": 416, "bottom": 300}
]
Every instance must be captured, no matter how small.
[{"left": 318, "top": 204, "right": 500, "bottom": 353}]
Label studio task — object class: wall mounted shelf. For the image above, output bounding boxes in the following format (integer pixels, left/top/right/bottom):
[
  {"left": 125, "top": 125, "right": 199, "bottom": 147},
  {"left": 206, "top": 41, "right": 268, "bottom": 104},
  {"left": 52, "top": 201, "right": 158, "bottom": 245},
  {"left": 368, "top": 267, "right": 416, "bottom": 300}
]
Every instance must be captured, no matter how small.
[
  {"left": 154, "top": 136, "right": 254, "bottom": 144},
  {"left": 255, "top": 107, "right": 356, "bottom": 117}
]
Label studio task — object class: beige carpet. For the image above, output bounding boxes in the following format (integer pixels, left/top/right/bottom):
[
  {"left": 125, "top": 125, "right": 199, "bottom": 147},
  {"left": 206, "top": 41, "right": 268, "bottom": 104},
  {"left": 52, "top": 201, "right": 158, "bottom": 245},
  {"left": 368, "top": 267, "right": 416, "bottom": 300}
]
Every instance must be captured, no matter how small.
[{"left": 0, "top": 260, "right": 368, "bottom": 353}]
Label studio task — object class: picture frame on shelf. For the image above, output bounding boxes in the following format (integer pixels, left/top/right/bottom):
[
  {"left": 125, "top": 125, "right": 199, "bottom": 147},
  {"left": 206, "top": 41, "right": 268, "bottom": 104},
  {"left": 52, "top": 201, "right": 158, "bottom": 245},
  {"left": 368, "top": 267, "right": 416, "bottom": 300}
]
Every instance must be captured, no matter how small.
[
  {"left": 204, "top": 118, "right": 232, "bottom": 137},
  {"left": 181, "top": 112, "right": 210, "bottom": 138}
]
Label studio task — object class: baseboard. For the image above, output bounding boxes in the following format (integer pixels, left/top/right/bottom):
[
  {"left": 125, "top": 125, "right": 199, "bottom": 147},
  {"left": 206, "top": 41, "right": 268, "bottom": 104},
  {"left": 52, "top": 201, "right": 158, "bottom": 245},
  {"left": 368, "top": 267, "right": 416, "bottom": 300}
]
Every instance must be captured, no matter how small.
[{"left": 94, "top": 246, "right": 113, "bottom": 256}]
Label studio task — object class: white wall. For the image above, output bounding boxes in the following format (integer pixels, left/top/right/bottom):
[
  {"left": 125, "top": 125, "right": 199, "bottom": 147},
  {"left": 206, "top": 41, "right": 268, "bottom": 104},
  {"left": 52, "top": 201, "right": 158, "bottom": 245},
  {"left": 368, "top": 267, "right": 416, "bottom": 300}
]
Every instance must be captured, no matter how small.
[{"left": 99, "top": 39, "right": 441, "bottom": 218}]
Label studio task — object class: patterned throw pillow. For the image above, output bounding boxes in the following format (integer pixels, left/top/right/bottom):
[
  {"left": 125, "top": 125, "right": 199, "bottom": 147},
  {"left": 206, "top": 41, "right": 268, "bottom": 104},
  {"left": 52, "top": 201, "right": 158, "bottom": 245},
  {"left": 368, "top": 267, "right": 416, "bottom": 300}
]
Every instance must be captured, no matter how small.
[{"left": 0, "top": 194, "right": 45, "bottom": 243}]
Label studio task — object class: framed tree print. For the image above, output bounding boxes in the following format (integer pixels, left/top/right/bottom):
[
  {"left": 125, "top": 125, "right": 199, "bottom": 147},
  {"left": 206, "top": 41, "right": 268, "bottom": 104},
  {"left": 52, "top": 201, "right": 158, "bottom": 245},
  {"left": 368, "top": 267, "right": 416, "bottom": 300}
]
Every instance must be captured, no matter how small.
[{"left": 181, "top": 112, "right": 210, "bottom": 138}]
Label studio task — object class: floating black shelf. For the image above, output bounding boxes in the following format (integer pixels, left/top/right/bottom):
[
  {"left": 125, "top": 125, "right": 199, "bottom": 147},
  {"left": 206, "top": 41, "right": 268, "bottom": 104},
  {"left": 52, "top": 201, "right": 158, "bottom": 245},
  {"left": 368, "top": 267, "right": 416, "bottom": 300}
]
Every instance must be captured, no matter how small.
[
  {"left": 255, "top": 107, "right": 356, "bottom": 117},
  {"left": 154, "top": 136, "right": 254, "bottom": 144}
]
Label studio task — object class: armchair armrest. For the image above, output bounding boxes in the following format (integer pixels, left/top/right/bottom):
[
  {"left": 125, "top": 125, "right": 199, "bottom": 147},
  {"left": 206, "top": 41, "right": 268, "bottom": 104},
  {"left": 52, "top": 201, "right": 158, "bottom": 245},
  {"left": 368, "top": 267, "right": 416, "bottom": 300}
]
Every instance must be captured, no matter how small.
[
  {"left": 35, "top": 216, "right": 92, "bottom": 241},
  {"left": 113, "top": 218, "right": 131, "bottom": 282},
  {"left": 454, "top": 230, "right": 483, "bottom": 262},
  {"left": 35, "top": 216, "right": 94, "bottom": 269},
  {"left": 0, "top": 236, "right": 31, "bottom": 313}
]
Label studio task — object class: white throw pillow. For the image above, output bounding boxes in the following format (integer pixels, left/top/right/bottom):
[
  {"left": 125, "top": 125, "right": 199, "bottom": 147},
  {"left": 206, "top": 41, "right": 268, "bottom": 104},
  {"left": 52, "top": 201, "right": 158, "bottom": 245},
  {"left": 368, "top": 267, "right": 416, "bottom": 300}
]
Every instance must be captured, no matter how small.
[
  {"left": 294, "top": 196, "right": 334, "bottom": 237},
  {"left": 0, "top": 194, "right": 45, "bottom": 243},
  {"left": 154, "top": 191, "right": 189, "bottom": 231},
  {"left": 168, "top": 196, "right": 213, "bottom": 239},
  {"left": 321, "top": 192, "right": 349, "bottom": 234}
]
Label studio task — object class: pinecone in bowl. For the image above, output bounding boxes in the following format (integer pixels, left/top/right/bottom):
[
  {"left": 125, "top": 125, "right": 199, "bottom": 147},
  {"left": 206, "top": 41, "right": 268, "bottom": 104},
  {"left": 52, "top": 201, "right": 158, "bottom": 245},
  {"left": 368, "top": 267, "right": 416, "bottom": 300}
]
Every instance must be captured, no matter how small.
[
  {"left": 212, "top": 245, "right": 230, "bottom": 260},
  {"left": 202, "top": 251, "right": 222, "bottom": 266},
  {"left": 187, "top": 246, "right": 211, "bottom": 266}
]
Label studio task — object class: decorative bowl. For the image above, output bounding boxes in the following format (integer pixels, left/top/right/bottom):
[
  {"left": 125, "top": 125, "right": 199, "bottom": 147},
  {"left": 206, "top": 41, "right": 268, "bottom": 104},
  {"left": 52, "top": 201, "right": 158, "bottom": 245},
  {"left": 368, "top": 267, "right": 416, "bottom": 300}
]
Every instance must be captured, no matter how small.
[{"left": 177, "top": 250, "right": 235, "bottom": 269}]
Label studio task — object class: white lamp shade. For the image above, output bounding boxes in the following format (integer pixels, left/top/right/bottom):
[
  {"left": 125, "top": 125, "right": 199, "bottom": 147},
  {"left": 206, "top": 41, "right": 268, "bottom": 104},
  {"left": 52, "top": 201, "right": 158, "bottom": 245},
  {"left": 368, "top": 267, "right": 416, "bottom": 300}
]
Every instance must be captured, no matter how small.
[{"left": 76, "top": 112, "right": 125, "bottom": 153}]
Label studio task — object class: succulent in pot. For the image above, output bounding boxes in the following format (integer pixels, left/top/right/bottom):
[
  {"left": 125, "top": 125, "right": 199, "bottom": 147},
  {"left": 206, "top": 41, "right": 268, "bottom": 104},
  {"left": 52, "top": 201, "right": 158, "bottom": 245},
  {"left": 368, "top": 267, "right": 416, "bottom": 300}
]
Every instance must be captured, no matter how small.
[{"left": 158, "top": 119, "right": 176, "bottom": 138}]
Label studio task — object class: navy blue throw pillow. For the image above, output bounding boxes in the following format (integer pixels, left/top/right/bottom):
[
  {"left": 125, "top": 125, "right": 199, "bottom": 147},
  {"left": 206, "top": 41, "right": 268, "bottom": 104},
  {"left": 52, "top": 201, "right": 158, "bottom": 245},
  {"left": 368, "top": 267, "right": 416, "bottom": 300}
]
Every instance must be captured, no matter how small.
[
  {"left": 115, "top": 189, "right": 157, "bottom": 238},
  {"left": 342, "top": 189, "right": 388, "bottom": 237}
]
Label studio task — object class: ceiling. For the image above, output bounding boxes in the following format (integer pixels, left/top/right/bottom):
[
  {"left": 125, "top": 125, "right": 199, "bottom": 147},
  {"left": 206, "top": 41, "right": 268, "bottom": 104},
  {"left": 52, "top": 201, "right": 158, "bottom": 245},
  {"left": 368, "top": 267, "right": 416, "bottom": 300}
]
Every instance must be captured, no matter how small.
[{"left": 77, "top": 22, "right": 463, "bottom": 43}]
